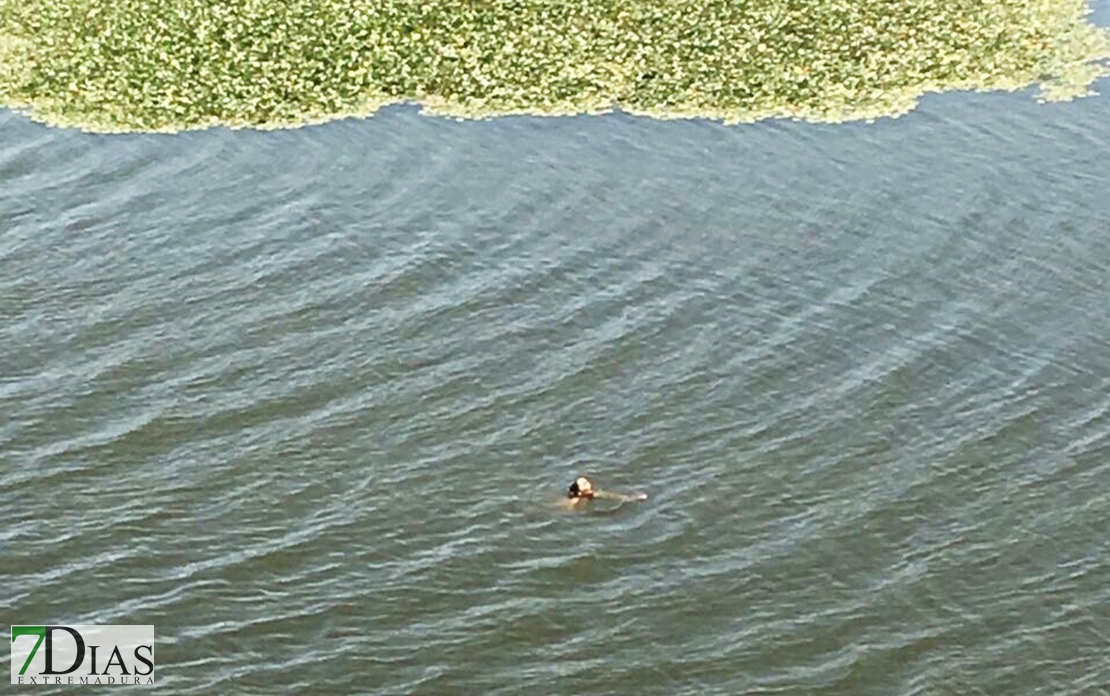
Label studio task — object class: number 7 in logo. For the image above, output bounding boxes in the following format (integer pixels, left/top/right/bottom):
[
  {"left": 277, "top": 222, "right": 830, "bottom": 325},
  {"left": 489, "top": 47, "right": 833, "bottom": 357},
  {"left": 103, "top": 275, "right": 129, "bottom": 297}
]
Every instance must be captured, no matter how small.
[{"left": 11, "top": 627, "right": 46, "bottom": 676}]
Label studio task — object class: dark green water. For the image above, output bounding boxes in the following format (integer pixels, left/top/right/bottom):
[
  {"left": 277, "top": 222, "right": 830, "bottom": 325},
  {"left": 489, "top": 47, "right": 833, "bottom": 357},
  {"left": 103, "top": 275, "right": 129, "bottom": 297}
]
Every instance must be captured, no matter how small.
[{"left": 3, "top": 44, "right": 1110, "bottom": 696}]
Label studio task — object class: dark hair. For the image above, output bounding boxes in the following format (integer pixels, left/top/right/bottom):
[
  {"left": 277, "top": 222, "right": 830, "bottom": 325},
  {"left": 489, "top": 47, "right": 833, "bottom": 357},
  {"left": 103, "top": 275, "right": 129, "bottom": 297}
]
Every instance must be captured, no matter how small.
[{"left": 568, "top": 480, "right": 582, "bottom": 498}]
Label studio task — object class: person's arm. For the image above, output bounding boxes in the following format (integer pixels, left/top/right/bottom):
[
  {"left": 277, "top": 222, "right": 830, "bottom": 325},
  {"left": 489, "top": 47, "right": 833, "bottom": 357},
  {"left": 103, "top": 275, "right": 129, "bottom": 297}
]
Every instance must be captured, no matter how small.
[{"left": 593, "top": 489, "right": 648, "bottom": 502}]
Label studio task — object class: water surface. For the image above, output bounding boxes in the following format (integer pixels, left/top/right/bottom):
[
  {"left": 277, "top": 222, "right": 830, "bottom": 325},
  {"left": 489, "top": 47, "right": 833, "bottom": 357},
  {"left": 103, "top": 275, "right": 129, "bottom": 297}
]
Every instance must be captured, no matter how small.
[{"left": 3, "top": 41, "right": 1110, "bottom": 696}]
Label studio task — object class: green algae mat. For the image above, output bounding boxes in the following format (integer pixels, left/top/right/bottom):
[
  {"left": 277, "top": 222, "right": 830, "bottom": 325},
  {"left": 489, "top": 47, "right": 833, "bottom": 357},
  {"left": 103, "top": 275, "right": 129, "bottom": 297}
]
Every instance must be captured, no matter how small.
[{"left": 2, "top": 0, "right": 1108, "bottom": 132}]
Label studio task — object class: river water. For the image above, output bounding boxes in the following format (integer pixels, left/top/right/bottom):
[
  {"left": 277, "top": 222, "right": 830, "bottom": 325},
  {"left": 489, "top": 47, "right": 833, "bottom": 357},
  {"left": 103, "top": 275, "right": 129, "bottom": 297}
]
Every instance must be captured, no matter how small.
[{"left": 3, "top": 30, "right": 1110, "bottom": 696}]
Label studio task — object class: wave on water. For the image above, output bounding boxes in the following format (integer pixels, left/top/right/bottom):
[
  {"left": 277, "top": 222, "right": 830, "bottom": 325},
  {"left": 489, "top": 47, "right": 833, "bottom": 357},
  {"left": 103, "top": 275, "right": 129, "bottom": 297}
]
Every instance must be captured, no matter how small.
[{"left": 1, "top": 0, "right": 1108, "bottom": 133}]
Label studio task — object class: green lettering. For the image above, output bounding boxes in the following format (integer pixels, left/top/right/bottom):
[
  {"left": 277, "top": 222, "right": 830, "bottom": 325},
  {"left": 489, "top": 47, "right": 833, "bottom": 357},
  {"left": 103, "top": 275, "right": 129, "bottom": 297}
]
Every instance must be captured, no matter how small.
[{"left": 11, "top": 626, "right": 46, "bottom": 676}]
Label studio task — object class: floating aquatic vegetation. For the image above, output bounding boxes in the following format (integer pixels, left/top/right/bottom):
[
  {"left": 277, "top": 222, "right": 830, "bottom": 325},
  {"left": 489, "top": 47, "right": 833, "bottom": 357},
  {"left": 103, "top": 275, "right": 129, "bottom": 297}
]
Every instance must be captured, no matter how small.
[{"left": 1, "top": 0, "right": 1108, "bottom": 132}]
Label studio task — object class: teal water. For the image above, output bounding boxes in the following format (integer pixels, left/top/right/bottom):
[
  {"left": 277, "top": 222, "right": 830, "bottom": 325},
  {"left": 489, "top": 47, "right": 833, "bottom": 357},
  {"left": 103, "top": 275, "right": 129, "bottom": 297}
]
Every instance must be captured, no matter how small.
[{"left": 3, "top": 43, "right": 1110, "bottom": 696}]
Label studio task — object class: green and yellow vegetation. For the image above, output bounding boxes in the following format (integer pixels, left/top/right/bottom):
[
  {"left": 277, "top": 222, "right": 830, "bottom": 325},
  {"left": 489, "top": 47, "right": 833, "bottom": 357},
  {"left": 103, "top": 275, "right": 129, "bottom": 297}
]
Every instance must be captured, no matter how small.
[{"left": 1, "top": 0, "right": 1107, "bottom": 132}]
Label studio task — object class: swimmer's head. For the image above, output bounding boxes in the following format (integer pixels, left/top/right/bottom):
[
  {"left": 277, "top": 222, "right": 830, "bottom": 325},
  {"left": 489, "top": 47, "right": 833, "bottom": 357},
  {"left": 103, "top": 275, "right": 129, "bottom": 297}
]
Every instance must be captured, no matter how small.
[{"left": 568, "top": 476, "right": 595, "bottom": 499}]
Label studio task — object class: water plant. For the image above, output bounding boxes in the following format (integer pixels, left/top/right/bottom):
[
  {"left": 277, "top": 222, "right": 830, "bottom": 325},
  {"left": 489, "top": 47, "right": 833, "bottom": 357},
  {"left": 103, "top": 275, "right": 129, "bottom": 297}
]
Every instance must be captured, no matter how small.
[{"left": 1, "top": 0, "right": 1107, "bottom": 132}]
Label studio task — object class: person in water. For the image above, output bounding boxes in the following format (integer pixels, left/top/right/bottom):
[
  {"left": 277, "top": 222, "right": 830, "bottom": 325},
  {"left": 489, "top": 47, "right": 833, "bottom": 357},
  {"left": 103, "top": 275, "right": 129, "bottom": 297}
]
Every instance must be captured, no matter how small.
[
  {"left": 567, "top": 475, "right": 647, "bottom": 505},
  {"left": 567, "top": 476, "right": 596, "bottom": 503}
]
